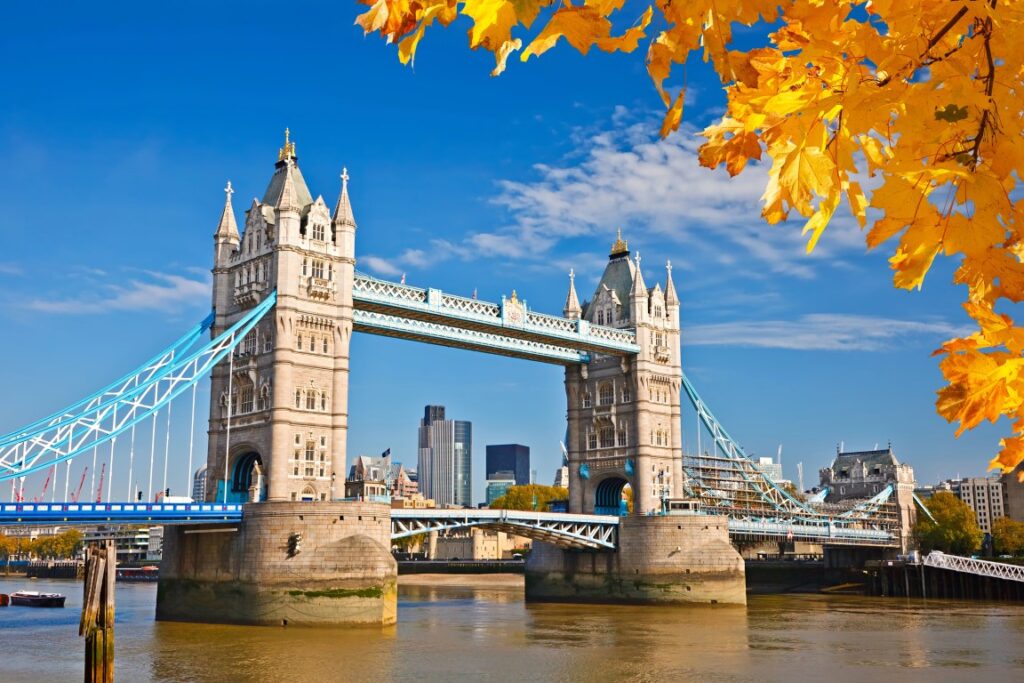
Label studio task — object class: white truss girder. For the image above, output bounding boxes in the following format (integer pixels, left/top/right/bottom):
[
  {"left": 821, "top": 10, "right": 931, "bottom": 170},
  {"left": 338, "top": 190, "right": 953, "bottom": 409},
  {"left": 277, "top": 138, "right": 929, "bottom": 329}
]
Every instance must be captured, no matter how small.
[
  {"left": 391, "top": 509, "right": 619, "bottom": 550},
  {"left": 923, "top": 552, "right": 1024, "bottom": 582}
]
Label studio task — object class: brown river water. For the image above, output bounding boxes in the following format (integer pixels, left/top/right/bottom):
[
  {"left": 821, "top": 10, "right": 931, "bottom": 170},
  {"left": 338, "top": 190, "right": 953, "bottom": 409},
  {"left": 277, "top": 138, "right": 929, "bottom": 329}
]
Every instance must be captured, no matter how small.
[{"left": 1, "top": 576, "right": 1022, "bottom": 682}]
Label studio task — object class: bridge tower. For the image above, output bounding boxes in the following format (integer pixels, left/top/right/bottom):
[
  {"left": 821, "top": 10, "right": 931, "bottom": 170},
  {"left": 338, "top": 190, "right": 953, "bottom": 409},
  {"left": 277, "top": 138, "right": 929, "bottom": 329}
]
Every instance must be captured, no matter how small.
[
  {"left": 206, "top": 130, "right": 356, "bottom": 504},
  {"left": 565, "top": 232, "right": 684, "bottom": 515}
]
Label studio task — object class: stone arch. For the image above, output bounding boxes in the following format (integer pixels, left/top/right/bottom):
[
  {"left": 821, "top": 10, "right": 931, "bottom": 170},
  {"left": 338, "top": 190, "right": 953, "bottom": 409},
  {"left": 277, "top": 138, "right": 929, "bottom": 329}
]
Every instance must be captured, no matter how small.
[
  {"left": 594, "top": 476, "right": 631, "bottom": 516},
  {"left": 300, "top": 484, "right": 317, "bottom": 502},
  {"left": 232, "top": 450, "right": 263, "bottom": 494}
]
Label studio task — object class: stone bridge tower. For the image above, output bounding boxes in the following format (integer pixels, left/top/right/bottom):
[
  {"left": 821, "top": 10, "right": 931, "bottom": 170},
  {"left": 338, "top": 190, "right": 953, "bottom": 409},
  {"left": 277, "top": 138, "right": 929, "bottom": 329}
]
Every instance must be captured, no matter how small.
[
  {"left": 206, "top": 131, "right": 356, "bottom": 503},
  {"left": 565, "top": 232, "right": 684, "bottom": 515}
]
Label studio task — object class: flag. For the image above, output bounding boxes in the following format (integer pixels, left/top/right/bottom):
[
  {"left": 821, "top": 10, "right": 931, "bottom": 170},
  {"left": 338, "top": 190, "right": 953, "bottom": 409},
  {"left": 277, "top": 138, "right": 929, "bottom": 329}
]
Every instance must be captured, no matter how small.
[{"left": 382, "top": 448, "right": 391, "bottom": 458}]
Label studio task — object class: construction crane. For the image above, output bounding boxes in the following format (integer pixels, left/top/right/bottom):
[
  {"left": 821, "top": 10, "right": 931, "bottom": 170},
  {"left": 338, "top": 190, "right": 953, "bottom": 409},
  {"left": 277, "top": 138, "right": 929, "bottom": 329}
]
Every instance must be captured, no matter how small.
[
  {"left": 95, "top": 462, "right": 106, "bottom": 503},
  {"left": 71, "top": 467, "right": 88, "bottom": 503},
  {"left": 33, "top": 466, "right": 54, "bottom": 502}
]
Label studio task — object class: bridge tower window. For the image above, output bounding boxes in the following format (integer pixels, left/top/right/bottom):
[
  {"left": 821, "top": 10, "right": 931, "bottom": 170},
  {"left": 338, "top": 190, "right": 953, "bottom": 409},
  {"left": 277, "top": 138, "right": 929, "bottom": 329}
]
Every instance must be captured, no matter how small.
[
  {"left": 312, "top": 260, "right": 324, "bottom": 279},
  {"left": 306, "top": 391, "right": 317, "bottom": 411},
  {"left": 621, "top": 385, "right": 631, "bottom": 402},
  {"left": 582, "top": 391, "right": 592, "bottom": 408},
  {"left": 295, "top": 389, "right": 302, "bottom": 408},
  {"left": 587, "top": 431, "right": 597, "bottom": 450},
  {"left": 239, "top": 384, "right": 254, "bottom": 414},
  {"left": 302, "top": 258, "right": 308, "bottom": 276},
  {"left": 320, "top": 392, "right": 328, "bottom": 411},
  {"left": 599, "top": 424, "right": 615, "bottom": 448},
  {"left": 598, "top": 383, "right": 614, "bottom": 406},
  {"left": 312, "top": 223, "right": 325, "bottom": 241},
  {"left": 617, "top": 427, "right": 627, "bottom": 447},
  {"left": 322, "top": 337, "right": 329, "bottom": 353},
  {"left": 597, "top": 310, "right": 605, "bottom": 326},
  {"left": 297, "top": 334, "right": 303, "bottom": 351}
]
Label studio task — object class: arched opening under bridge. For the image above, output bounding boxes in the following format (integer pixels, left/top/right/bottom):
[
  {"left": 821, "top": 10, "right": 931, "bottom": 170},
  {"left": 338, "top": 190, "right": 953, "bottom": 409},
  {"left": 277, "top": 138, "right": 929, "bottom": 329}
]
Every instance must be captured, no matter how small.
[{"left": 594, "top": 476, "right": 632, "bottom": 516}]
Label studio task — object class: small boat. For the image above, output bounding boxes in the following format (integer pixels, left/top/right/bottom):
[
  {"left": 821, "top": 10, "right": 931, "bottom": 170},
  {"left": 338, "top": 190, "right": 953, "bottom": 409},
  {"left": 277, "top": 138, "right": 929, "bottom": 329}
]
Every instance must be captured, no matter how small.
[
  {"left": 9, "top": 591, "right": 66, "bottom": 607},
  {"left": 0, "top": 593, "right": 9, "bottom": 606}
]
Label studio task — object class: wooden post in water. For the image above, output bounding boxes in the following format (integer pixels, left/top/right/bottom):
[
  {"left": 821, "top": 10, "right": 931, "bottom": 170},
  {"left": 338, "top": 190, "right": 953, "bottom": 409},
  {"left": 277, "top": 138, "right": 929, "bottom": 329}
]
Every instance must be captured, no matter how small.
[{"left": 80, "top": 540, "right": 115, "bottom": 683}]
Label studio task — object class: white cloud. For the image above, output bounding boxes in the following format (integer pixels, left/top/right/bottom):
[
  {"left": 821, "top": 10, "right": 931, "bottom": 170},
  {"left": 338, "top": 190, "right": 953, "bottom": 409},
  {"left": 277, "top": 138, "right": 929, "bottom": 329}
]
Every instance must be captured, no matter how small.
[
  {"left": 378, "top": 111, "right": 867, "bottom": 279},
  {"left": 685, "top": 314, "right": 969, "bottom": 351},
  {"left": 360, "top": 255, "right": 403, "bottom": 277},
  {"left": 0, "top": 262, "right": 23, "bottom": 276},
  {"left": 24, "top": 270, "right": 209, "bottom": 315}
]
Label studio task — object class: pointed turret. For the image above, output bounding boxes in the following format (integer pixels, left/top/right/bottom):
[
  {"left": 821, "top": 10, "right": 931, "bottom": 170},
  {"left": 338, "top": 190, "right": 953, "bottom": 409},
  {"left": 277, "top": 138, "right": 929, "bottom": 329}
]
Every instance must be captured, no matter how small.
[
  {"left": 665, "top": 260, "right": 679, "bottom": 307},
  {"left": 563, "top": 269, "right": 582, "bottom": 319},
  {"left": 332, "top": 167, "right": 357, "bottom": 229},
  {"left": 275, "top": 158, "right": 301, "bottom": 212},
  {"left": 262, "top": 129, "right": 314, "bottom": 211},
  {"left": 214, "top": 181, "right": 240, "bottom": 242},
  {"left": 630, "top": 251, "right": 647, "bottom": 298}
]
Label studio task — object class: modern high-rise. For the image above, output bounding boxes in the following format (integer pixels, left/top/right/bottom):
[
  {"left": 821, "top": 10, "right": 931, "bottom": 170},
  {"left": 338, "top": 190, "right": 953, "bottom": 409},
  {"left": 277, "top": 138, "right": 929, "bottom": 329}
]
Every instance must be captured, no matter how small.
[
  {"left": 950, "top": 476, "right": 1005, "bottom": 533},
  {"left": 417, "top": 405, "right": 472, "bottom": 507},
  {"left": 486, "top": 444, "right": 530, "bottom": 486}
]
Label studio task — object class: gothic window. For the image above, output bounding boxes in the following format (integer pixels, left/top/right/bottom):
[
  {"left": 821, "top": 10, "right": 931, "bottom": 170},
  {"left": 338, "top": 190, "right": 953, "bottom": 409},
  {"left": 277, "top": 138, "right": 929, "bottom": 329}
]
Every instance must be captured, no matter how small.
[
  {"left": 597, "top": 311, "right": 604, "bottom": 326},
  {"left": 239, "top": 385, "right": 254, "bottom": 414},
  {"left": 259, "top": 385, "right": 270, "bottom": 411},
  {"left": 263, "top": 332, "right": 273, "bottom": 353},
  {"left": 655, "top": 332, "right": 664, "bottom": 348},
  {"left": 327, "top": 264, "right": 333, "bottom": 281},
  {"left": 295, "top": 433, "right": 301, "bottom": 446},
  {"left": 302, "top": 258, "right": 308, "bottom": 276},
  {"left": 320, "top": 436, "right": 327, "bottom": 447},
  {"left": 587, "top": 431, "right": 597, "bottom": 450},
  {"left": 320, "top": 393, "right": 327, "bottom": 411},
  {"left": 654, "top": 305, "right": 663, "bottom": 318},
  {"left": 312, "top": 260, "right": 324, "bottom": 279},
  {"left": 599, "top": 425, "right": 615, "bottom": 448},
  {"left": 257, "top": 232, "right": 263, "bottom": 249},
  {"left": 606, "top": 308, "right": 613, "bottom": 324},
  {"left": 621, "top": 385, "right": 631, "bottom": 402},
  {"left": 306, "top": 391, "right": 317, "bottom": 411},
  {"left": 598, "top": 383, "right": 614, "bottom": 406},
  {"left": 322, "top": 337, "right": 329, "bottom": 353},
  {"left": 257, "top": 261, "right": 264, "bottom": 281},
  {"left": 295, "top": 389, "right": 302, "bottom": 408},
  {"left": 305, "top": 441, "right": 316, "bottom": 477},
  {"left": 243, "top": 330, "right": 257, "bottom": 356},
  {"left": 617, "top": 426, "right": 627, "bottom": 446},
  {"left": 312, "top": 223, "right": 325, "bottom": 241},
  {"left": 582, "top": 392, "right": 592, "bottom": 408},
  {"left": 297, "top": 334, "right": 303, "bottom": 351}
]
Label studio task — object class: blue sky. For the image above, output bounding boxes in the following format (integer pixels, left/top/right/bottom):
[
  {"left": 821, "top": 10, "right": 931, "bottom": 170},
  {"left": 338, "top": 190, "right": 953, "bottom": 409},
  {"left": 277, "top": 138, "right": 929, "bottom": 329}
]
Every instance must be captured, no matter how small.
[{"left": 0, "top": 1, "right": 1002, "bottom": 503}]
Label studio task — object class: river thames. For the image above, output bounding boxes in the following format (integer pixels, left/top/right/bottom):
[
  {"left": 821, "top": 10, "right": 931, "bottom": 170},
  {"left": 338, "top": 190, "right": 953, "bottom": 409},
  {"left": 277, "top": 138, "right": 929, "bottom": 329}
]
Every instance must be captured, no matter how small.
[{"left": 1, "top": 576, "right": 1022, "bottom": 681}]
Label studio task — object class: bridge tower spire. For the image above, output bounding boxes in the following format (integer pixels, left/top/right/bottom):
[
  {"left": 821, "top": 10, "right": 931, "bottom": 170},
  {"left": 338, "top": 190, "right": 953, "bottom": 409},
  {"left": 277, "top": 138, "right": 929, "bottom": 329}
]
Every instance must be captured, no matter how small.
[
  {"left": 563, "top": 269, "right": 582, "bottom": 319},
  {"left": 565, "top": 231, "right": 684, "bottom": 516},
  {"left": 205, "top": 131, "right": 356, "bottom": 503}
]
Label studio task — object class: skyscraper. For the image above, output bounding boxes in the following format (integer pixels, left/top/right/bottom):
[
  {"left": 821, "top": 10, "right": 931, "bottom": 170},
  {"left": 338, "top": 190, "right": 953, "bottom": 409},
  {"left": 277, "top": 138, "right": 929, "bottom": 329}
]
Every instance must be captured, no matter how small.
[
  {"left": 417, "top": 405, "right": 472, "bottom": 507},
  {"left": 486, "top": 444, "right": 530, "bottom": 486}
]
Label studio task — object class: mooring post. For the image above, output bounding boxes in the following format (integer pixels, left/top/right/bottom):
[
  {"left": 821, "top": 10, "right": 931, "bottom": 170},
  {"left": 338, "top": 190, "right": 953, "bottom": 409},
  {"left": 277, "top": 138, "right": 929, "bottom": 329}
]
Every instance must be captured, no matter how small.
[{"left": 80, "top": 540, "right": 115, "bottom": 683}]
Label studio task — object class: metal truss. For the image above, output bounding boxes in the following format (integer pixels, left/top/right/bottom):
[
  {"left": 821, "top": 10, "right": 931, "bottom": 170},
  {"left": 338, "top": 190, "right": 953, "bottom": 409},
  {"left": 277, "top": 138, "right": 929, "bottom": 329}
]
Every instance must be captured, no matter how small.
[
  {"left": 353, "top": 309, "right": 592, "bottom": 364},
  {"left": 0, "top": 314, "right": 213, "bottom": 448},
  {"left": 0, "top": 293, "right": 277, "bottom": 483},
  {"left": 0, "top": 501, "right": 243, "bottom": 526},
  {"left": 352, "top": 272, "right": 640, "bottom": 358},
  {"left": 391, "top": 509, "right": 619, "bottom": 550},
  {"left": 924, "top": 551, "right": 1024, "bottom": 583},
  {"left": 680, "top": 372, "right": 899, "bottom": 544}
]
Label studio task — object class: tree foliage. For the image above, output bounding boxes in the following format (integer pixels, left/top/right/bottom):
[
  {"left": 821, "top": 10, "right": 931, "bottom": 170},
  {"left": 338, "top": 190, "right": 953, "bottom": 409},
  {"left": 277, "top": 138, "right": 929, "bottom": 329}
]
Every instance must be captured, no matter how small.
[
  {"left": 915, "top": 491, "right": 983, "bottom": 555},
  {"left": 30, "top": 530, "right": 83, "bottom": 559},
  {"left": 992, "top": 516, "right": 1024, "bottom": 556},
  {"left": 357, "top": 0, "right": 1024, "bottom": 473},
  {"left": 490, "top": 484, "right": 569, "bottom": 510}
]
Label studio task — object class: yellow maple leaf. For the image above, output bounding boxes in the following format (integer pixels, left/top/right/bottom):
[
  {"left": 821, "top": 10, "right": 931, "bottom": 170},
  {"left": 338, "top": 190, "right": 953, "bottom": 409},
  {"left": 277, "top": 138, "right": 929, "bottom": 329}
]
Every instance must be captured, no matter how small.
[{"left": 521, "top": 5, "right": 651, "bottom": 61}]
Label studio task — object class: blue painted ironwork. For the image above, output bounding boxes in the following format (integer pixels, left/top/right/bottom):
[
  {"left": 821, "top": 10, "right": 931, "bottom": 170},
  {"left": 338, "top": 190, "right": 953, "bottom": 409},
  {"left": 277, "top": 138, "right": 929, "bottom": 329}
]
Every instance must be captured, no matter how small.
[
  {"left": 0, "top": 293, "right": 277, "bottom": 483},
  {"left": 680, "top": 372, "right": 899, "bottom": 545},
  {"left": 352, "top": 272, "right": 640, "bottom": 360},
  {"left": 0, "top": 501, "right": 242, "bottom": 525}
]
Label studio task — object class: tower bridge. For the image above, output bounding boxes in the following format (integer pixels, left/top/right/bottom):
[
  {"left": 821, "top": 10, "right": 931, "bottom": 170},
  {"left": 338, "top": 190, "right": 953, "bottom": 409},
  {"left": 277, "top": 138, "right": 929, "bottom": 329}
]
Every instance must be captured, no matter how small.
[{"left": 0, "top": 132, "right": 913, "bottom": 624}]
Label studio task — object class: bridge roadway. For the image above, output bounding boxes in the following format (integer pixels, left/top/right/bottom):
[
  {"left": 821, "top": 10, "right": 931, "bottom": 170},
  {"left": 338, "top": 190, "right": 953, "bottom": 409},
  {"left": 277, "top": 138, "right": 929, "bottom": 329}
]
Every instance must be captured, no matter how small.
[{"left": 0, "top": 502, "right": 896, "bottom": 548}]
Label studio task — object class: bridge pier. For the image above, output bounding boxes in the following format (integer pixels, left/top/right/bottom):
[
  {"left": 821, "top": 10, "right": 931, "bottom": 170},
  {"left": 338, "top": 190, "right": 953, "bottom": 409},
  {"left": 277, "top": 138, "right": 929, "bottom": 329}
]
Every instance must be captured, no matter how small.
[
  {"left": 524, "top": 515, "right": 745, "bottom": 605},
  {"left": 157, "top": 501, "right": 396, "bottom": 626}
]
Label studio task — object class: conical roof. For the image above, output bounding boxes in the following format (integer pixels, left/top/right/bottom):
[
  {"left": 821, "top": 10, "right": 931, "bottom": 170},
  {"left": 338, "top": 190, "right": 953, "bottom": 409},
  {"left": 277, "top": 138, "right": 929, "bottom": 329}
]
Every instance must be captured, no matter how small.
[
  {"left": 214, "top": 181, "right": 240, "bottom": 240},
  {"left": 563, "top": 269, "right": 582, "bottom": 318},
  {"left": 333, "top": 167, "right": 356, "bottom": 227},
  {"left": 665, "top": 260, "right": 679, "bottom": 306}
]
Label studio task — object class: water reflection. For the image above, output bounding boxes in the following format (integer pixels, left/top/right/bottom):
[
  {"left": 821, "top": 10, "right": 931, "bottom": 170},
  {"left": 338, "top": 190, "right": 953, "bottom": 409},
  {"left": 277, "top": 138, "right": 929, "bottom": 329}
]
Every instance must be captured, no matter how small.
[{"left": 2, "top": 577, "right": 1023, "bottom": 682}]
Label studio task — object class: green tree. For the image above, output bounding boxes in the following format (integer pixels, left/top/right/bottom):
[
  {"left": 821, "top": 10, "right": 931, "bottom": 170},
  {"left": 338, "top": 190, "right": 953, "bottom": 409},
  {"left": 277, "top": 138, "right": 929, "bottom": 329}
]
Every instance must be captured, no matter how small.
[
  {"left": 915, "top": 491, "right": 983, "bottom": 555},
  {"left": 490, "top": 484, "right": 568, "bottom": 511},
  {"left": 992, "top": 517, "right": 1024, "bottom": 557}
]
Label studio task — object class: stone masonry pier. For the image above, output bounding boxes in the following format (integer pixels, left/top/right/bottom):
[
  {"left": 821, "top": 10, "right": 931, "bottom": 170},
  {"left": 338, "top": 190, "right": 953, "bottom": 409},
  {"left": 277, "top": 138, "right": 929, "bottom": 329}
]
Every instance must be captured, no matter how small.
[
  {"left": 525, "top": 515, "right": 746, "bottom": 605},
  {"left": 157, "top": 501, "right": 396, "bottom": 626}
]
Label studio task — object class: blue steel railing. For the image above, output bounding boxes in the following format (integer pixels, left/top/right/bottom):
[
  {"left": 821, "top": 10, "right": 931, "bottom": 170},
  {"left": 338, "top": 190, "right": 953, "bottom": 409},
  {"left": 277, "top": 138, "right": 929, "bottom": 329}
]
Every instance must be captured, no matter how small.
[{"left": 0, "top": 501, "right": 243, "bottom": 525}]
